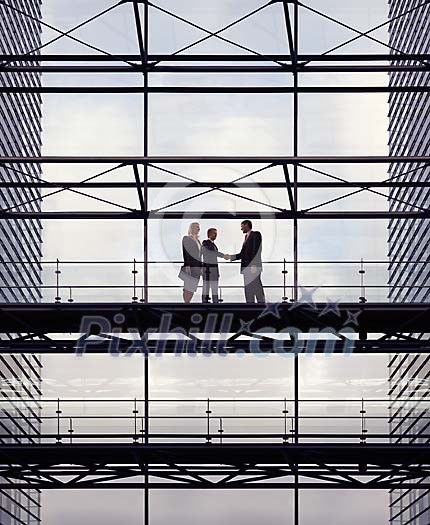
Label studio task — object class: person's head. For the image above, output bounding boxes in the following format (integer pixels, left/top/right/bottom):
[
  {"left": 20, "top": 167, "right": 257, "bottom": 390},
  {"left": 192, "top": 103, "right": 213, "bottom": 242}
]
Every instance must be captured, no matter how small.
[
  {"left": 188, "top": 222, "right": 200, "bottom": 236},
  {"left": 207, "top": 228, "right": 217, "bottom": 241},
  {"left": 241, "top": 220, "right": 252, "bottom": 233}
]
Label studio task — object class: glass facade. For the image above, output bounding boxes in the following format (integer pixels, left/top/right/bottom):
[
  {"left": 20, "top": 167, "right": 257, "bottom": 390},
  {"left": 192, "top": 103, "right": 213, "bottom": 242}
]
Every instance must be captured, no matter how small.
[
  {"left": 0, "top": 0, "right": 43, "bottom": 523},
  {"left": 388, "top": 0, "right": 430, "bottom": 524}
]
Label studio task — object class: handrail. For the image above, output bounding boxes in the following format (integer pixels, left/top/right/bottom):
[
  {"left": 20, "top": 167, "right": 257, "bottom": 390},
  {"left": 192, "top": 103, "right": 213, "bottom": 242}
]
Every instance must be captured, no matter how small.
[
  {"left": 0, "top": 259, "right": 428, "bottom": 264},
  {"left": 1, "top": 397, "right": 424, "bottom": 445},
  {"left": 0, "top": 257, "right": 426, "bottom": 302},
  {"left": 2, "top": 397, "right": 428, "bottom": 403}
]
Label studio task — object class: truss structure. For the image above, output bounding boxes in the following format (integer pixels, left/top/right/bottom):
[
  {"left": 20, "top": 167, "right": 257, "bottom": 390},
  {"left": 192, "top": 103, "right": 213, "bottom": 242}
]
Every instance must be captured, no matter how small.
[
  {"left": 0, "top": 443, "right": 429, "bottom": 490},
  {"left": 0, "top": 302, "right": 429, "bottom": 353},
  {"left": 1, "top": 2, "right": 430, "bottom": 524},
  {"left": 0, "top": 1, "right": 429, "bottom": 225}
]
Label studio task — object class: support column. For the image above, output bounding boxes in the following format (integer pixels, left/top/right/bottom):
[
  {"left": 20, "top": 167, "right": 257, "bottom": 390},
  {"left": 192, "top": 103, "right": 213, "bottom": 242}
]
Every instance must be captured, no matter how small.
[
  {"left": 144, "top": 348, "right": 149, "bottom": 525},
  {"left": 143, "top": 0, "right": 149, "bottom": 304},
  {"left": 293, "top": 2, "right": 299, "bottom": 525},
  {"left": 144, "top": 3, "right": 150, "bottom": 522}
]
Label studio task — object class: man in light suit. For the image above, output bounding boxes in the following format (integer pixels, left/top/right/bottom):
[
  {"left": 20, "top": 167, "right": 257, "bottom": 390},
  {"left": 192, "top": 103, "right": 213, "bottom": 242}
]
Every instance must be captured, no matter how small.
[{"left": 228, "top": 220, "right": 266, "bottom": 303}]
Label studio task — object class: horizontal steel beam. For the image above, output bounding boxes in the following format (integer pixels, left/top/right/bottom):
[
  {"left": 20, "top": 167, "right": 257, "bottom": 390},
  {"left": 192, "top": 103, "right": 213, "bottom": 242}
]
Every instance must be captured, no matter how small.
[
  {"left": 2, "top": 65, "right": 430, "bottom": 73},
  {"left": 0, "top": 155, "right": 428, "bottom": 164},
  {"left": 1, "top": 86, "right": 429, "bottom": 93},
  {"left": 1, "top": 339, "right": 429, "bottom": 355},
  {"left": 0, "top": 211, "right": 428, "bottom": 219},
  {"left": 0, "top": 181, "right": 428, "bottom": 189},
  {"left": 0, "top": 302, "right": 428, "bottom": 335},
  {"left": 0, "top": 443, "right": 428, "bottom": 490},
  {"left": 0, "top": 482, "right": 428, "bottom": 490},
  {"left": 1, "top": 54, "right": 429, "bottom": 62},
  {"left": 0, "top": 443, "right": 427, "bottom": 465}
]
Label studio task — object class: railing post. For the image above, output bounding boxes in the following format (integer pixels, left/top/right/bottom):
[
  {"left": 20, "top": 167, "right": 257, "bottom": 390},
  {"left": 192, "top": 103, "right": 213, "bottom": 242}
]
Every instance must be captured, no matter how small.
[
  {"left": 359, "top": 258, "right": 367, "bottom": 304},
  {"left": 55, "top": 398, "right": 62, "bottom": 444},
  {"left": 132, "top": 259, "right": 138, "bottom": 303},
  {"left": 218, "top": 418, "right": 224, "bottom": 444},
  {"left": 360, "top": 397, "right": 367, "bottom": 444},
  {"left": 290, "top": 417, "right": 295, "bottom": 440},
  {"left": 140, "top": 417, "right": 145, "bottom": 444},
  {"left": 133, "top": 398, "right": 139, "bottom": 444},
  {"left": 283, "top": 397, "right": 289, "bottom": 443},
  {"left": 68, "top": 287, "right": 74, "bottom": 303},
  {"left": 55, "top": 259, "right": 61, "bottom": 303},
  {"left": 282, "top": 258, "right": 289, "bottom": 303},
  {"left": 206, "top": 398, "right": 212, "bottom": 444},
  {"left": 68, "top": 418, "right": 74, "bottom": 444}
]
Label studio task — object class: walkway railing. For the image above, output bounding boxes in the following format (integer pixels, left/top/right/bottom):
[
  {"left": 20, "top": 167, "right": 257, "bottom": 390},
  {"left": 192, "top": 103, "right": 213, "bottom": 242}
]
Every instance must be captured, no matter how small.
[
  {"left": 0, "top": 258, "right": 428, "bottom": 303},
  {"left": 1, "top": 397, "right": 428, "bottom": 445}
]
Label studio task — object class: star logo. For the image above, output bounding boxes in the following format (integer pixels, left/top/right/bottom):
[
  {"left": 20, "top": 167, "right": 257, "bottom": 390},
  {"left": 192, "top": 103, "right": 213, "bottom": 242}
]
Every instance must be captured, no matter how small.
[
  {"left": 227, "top": 319, "right": 255, "bottom": 343},
  {"left": 343, "top": 310, "right": 361, "bottom": 327},
  {"left": 318, "top": 299, "right": 342, "bottom": 318},
  {"left": 238, "top": 319, "right": 254, "bottom": 335},
  {"left": 290, "top": 286, "right": 319, "bottom": 310},
  {"left": 258, "top": 302, "right": 282, "bottom": 320}
]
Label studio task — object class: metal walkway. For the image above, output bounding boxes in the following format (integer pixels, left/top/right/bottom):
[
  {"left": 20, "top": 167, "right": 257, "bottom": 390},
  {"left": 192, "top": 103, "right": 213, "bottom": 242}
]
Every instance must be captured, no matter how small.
[
  {"left": 0, "top": 443, "right": 429, "bottom": 490},
  {"left": 0, "top": 302, "right": 429, "bottom": 354}
]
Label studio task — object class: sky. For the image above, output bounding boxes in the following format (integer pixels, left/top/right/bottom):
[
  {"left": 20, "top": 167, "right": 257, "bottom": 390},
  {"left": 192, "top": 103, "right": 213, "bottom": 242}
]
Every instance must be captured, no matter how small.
[{"left": 37, "top": 0, "right": 392, "bottom": 523}]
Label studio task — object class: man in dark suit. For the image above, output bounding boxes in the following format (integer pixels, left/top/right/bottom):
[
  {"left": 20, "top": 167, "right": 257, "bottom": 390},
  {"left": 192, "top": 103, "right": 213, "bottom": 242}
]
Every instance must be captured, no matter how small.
[
  {"left": 229, "top": 220, "right": 266, "bottom": 303},
  {"left": 201, "top": 228, "right": 227, "bottom": 303}
]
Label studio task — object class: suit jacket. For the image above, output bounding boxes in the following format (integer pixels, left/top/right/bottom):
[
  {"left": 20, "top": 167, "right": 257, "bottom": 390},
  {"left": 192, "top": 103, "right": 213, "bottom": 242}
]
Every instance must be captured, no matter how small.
[
  {"left": 232, "top": 231, "right": 263, "bottom": 273},
  {"left": 182, "top": 235, "right": 201, "bottom": 267},
  {"left": 201, "top": 239, "right": 224, "bottom": 279}
]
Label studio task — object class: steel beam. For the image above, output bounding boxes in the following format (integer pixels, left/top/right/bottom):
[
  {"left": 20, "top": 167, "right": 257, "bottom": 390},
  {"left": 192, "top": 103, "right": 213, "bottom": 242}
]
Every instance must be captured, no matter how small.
[
  {"left": 0, "top": 53, "right": 429, "bottom": 61},
  {"left": 0, "top": 339, "right": 429, "bottom": 354},
  {"left": 1, "top": 86, "right": 430, "bottom": 93},
  {"left": 0, "top": 156, "right": 427, "bottom": 164},
  {"left": 0, "top": 181, "right": 429, "bottom": 189},
  {"left": 3, "top": 65, "right": 430, "bottom": 73},
  {"left": 0, "top": 302, "right": 428, "bottom": 334},
  {"left": 0, "top": 443, "right": 428, "bottom": 490},
  {"left": 0, "top": 211, "right": 429, "bottom": 219}
]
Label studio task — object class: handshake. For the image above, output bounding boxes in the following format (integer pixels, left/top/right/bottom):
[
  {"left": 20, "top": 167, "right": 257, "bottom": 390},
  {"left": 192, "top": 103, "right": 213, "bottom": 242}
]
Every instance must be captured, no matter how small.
[{"left": 223, "top": 254, "right": 232, "bottom": 261}]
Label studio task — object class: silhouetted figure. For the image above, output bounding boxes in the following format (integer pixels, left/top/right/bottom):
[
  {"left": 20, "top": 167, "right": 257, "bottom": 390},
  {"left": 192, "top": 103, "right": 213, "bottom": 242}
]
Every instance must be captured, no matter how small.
[
  {"left": 229, "top": 220, "right": 265, "bottom": 303},
  {"left": 201, "top": 228, "right": 227, "bottom": 303},
  {"left": 179, "top": 222, "right": 202, "bottom": 303}
]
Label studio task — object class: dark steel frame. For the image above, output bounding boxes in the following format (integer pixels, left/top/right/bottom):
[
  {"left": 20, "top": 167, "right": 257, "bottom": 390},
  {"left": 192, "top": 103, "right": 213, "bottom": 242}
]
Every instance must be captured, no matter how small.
[
  {"left": 1, "top": 443, "right": 429, "bottom": 490},
  {"left": 1, "top": 0, "right": 430, "bottom": 522},
  {"left": 1, "top": 302, "right": 430, "bottom": 353}
]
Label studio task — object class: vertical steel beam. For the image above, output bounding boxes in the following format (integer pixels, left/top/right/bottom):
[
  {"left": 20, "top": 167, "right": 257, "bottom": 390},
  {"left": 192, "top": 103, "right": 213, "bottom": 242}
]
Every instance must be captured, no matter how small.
[
  {"left": 132, "top": 0, "right": 149, "bottom": 303},
  {"left": 293, "top": 2, "right": 299, "bottom": 525},
  {"left": 294, "top": 353, "right": 299, "bottom": 525},
  {"left": 282, "top": 1, "right": 300, "bottom": 521},
  {"left": 292, "top": 1, "right": 299, "bottom": 303},
  {"left": 143, "top": 0, "right": 149, "bottom": 304},
  {"left": 142, "top": 3, "right": 150, "bottom": 523},
  {"left": 144, "top": 349, "right": 149, "bottom": 525}
]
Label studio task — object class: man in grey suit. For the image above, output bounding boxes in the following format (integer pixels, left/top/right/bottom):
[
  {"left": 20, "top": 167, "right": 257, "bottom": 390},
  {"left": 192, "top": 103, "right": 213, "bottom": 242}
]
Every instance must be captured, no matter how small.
[{"left": 227, "top": 220, "right": 266, "bottom": 303}]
